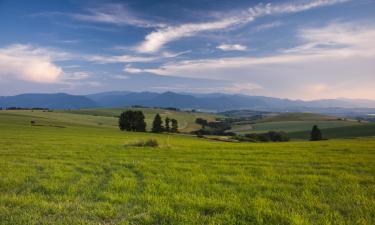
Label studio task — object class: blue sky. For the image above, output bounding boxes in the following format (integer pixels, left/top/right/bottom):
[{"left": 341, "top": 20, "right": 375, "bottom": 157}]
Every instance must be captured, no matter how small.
[{"left": 0, "top": 0, "right": 374, "bottom": 99}]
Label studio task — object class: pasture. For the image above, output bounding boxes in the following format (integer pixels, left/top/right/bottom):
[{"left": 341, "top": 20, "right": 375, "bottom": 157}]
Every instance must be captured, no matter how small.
[{"left": 0, "top": 110, "right": 374, "bottom": 224}]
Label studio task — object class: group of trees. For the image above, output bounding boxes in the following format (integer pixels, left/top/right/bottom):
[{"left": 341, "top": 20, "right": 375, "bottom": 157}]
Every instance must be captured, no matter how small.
[
  {"left": 152, "top": 114, "right": 178, "bottom": 133},
  {"left": 118, "top": 110, "right": 146, "bottom": 132},
  {"left": 118, "top": 111, "right": 178, "bottom": 133}
]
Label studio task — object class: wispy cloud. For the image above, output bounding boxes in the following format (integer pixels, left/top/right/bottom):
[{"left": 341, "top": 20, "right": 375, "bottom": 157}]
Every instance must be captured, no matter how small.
[
  {"left": 217, "top": 44, "right": 247, "bottom": 51},
  {"left": 123, "top": 65, "right": 144, "bottom": 74},
  {"left": 86, "top": 54, "right": 157, "bottom": 64},
  {"left": 130, "top": 22, "right": 375, "bottom": 99},
  {"left": 71, "top": 4, "right": 166, "bottom": 28},
  {"left": 252, "top": 21, "right": 283, "bottom": 32},
  {"left": 137, "top": 0, "right": 350, "bottom": 53},
  {"left": 136, "top": 18, "right": 238, "bottom": 53}
]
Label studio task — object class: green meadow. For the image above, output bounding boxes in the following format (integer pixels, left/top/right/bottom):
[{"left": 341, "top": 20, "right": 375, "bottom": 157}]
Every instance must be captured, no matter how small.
[{"left": 0, "top": 110, "right": 374, "bottom": 224}]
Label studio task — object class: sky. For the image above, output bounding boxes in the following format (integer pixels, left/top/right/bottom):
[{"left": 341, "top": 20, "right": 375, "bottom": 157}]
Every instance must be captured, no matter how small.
[{"left": 0, "top": 0, "right": 374, "bottom": 100}]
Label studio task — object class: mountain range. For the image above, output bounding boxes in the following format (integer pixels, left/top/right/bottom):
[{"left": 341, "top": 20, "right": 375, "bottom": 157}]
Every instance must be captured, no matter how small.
[{"left": 1, "top": 92, "right": 375, "bottom": 114}]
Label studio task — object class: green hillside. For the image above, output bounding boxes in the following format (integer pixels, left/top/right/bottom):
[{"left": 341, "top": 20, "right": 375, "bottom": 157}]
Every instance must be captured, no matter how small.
[{"left": 0, "top": 110, "right": 374, "bottom": 224}]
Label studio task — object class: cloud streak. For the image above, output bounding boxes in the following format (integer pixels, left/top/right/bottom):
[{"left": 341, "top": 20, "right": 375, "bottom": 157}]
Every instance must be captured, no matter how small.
[
  {"left": 217, "top": 44, "right": 247, "bottom": 51},
  {"left": 137, "top": 0, "right": 350, "bottom": 53}
]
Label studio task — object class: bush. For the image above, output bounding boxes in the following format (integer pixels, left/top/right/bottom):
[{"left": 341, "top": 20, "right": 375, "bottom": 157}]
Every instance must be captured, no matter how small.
[
  {"left": 126, "top": 139, "right": 159, "bottom": 148},
  {"left": 310, "top": 125, "right": 323, "bottom": 141}
]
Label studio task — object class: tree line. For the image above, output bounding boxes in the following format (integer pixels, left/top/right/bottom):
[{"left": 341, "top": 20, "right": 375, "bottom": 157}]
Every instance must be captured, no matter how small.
[{"left": 118, "top": 110, "right": 178, "bottom": 133}]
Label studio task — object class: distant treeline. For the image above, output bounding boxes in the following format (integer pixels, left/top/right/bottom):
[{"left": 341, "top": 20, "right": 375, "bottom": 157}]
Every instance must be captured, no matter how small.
[
  {"left": 131, "top": 105, "right": 180, "bottom": 111},
  {"left": 0, "top": 107, "right": 50, "bottom": 110}
]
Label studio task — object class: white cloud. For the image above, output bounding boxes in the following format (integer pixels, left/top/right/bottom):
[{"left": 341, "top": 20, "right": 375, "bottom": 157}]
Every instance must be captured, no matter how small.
[
  {"left": 217, "top": 44, "right": 247, "bottom": 51},
  {"left": 137, "top": 0, "right": 350, "bottom": 53},
  {"left": 0, "top": 44, "right": 63, "bottom": 83}
]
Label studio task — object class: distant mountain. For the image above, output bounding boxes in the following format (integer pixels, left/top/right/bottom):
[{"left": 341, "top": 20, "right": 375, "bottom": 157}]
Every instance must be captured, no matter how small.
[
  {"left": 1, "top": 92, "right": 375, "bottom": 113},
  {"left": 0, "top": 93, "right": 97, "bottom": 109}
]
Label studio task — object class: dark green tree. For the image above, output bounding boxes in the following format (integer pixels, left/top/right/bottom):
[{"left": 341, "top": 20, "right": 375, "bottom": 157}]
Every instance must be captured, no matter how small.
[
  {"left": 171, "top": 119, "right": 178, "bottom": 133},
  {"left": 165, "top": 117, "right": 170, "bottom": 132},
  {"left": 310, "top": 125, "right": 322, "bottom": 141},
  {"left": 134, "top": 111, "right": 146, "bottom": 132},
  {"left": 152, "top": 113, "right": 164, "bottom": 133},
  {"left": 119, "top": 111, "right": 132, "bottom": 131}
]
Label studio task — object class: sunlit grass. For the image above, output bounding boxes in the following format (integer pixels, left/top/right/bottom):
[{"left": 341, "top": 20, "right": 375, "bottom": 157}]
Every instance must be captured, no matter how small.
[{"left": 0, "top": 110, "right": 374, "bottom": 224}]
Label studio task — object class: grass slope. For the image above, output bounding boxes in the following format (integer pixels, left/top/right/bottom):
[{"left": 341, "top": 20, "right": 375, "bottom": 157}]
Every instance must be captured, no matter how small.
[
  {"left": 0, "top": 111, "right": 374, "bottom": 225},
  {"left": 259, "top": 112, "right": 337, "bottom": 122},
  {"left": 230, "top": 120, "right": 360, "bottom": 134},
  {"left": 230, "top": 112, "right": 362, "bottom": 134},
  {"left": 289, "top": 122, "right": 375, "bottom": 139},
  {"left": 62, "top": 108, "right": 218, "bottom": 132}
]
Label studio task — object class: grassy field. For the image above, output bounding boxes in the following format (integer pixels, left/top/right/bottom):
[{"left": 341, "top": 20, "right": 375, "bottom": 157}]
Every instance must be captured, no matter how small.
[
  {"left": 62, "top": 108, "right": 219, "bottom": 132},
  {"left": 0, "top": 110, "right": 374, "bottom": 224}
]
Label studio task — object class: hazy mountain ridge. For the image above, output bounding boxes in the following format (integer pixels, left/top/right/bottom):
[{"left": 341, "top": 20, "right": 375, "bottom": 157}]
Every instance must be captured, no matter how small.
[
  {"left": 1, "top": 92, "right": 375, "bottom": 113},
  {"left": 0, "top": 93, "right": 97, "bottom": 109}
]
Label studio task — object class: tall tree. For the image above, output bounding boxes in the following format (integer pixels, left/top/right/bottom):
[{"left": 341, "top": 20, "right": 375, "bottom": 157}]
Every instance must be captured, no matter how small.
[
  {"left": 171, "top": 119, "right": 178, "bottom": 133},
  {"left": 310, "top": 125, "right": 322, "bottom": 141},
  {"left": 134, "top": 111, "right": 146, "bottom": 132},
  {"left": 152, "top": 113, "right": 163, "bottom": 133},
  {"left": 119, "top": 111, "right": 132, "bottom": 131},
  {"left": 165, "top": 117, "right": 170, "bottom": 132}
]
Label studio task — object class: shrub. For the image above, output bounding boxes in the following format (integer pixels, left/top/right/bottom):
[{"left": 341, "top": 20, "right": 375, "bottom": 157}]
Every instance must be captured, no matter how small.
[
  {"left": 310, "top": 125, "right": 323, "bottom": 141},
  {"left": 126, "top": 139, "right": 159, "bottom": 148}
]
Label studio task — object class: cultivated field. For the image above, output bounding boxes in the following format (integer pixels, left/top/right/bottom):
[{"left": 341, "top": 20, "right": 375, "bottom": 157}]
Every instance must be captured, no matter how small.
[{"left": 0, "top": 110, "right": 374, "bottom": 224}]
